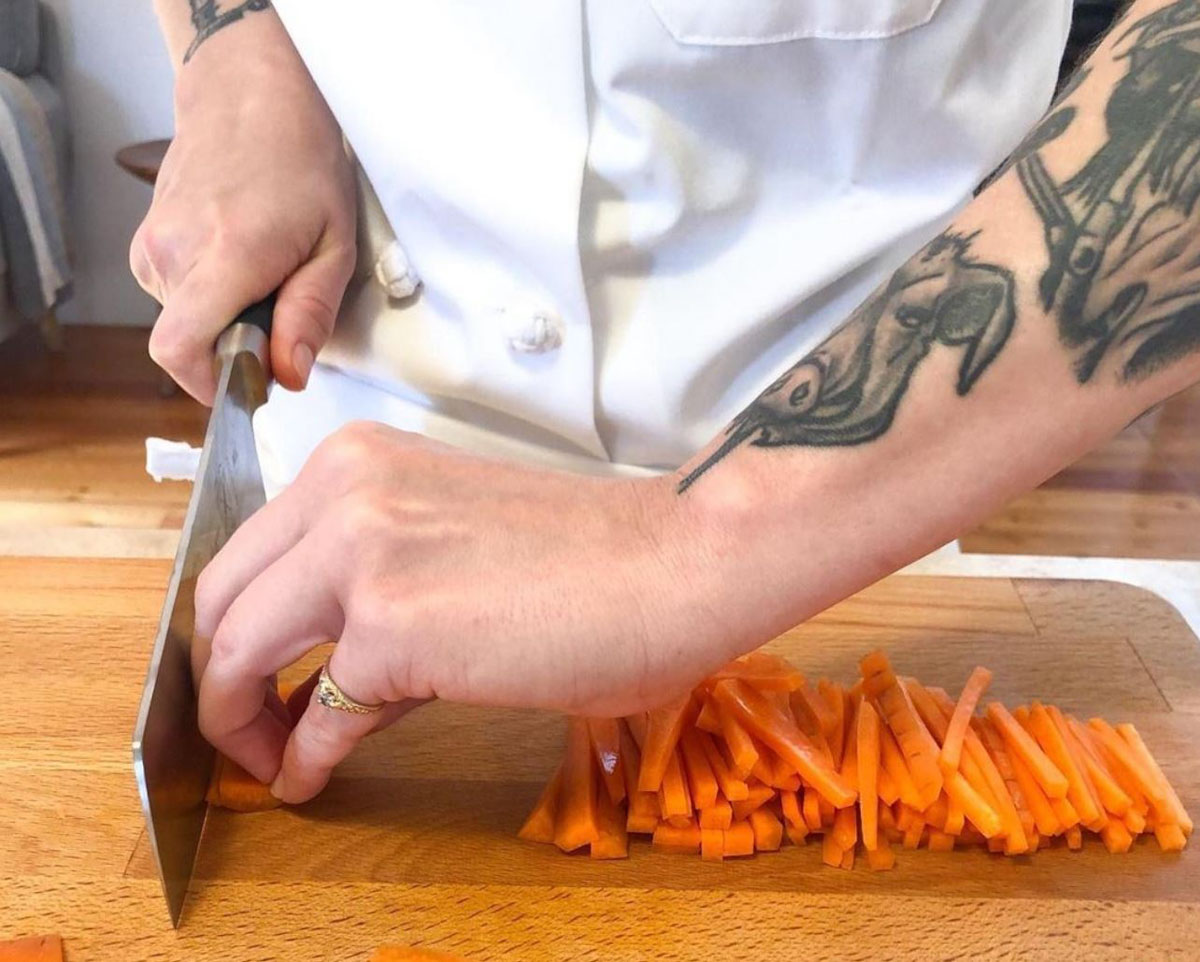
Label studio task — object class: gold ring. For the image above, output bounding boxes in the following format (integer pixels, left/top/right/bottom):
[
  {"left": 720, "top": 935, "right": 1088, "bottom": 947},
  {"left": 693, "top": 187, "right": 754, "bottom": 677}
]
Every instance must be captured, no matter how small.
[{"left": 315, "top": 662, "right": 385, "bottom": 715}]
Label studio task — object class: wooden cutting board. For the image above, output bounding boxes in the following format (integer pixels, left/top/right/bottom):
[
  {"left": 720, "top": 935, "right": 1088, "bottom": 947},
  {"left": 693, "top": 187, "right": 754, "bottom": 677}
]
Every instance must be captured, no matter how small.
[{"left": 1, "top": 557, "right": 1198, "bottom": 961}]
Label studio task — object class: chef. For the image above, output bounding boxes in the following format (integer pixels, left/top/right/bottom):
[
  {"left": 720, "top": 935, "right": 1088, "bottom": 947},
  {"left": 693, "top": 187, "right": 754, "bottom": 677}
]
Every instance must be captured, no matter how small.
[{"left": 135, "top": 0, "right": 1200, "bottom": 804}]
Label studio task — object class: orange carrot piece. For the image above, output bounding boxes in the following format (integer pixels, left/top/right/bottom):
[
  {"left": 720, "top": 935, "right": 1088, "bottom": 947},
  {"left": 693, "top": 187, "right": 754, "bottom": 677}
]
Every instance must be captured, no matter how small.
[
  {"left": 700, "top": 800, "right": 734, "bottom": 830},
  {"left": 1026, "top": 703, "right": 1102, "bottom": 827},
  {"left": 793, "top": 679, "right": 838, "bottom": 739},
  {"left": 712, "top": 679, "right": 855, "bottom": 807},
  {"left": 1049, "top": 793, "right": 1081, "bottom": 832},
  {"left": 879, "top": 801, "right": 903, "bottom": 843},
  {"left": 901, "top": 819, "right": 925, "bottom": 850},
  {"left": 586, "top": 717, "right": 626, "bottom": 806},
  {"left": 944, "top": 770, "right": 1002, "bottom": 838},
  {"left": 1001, "top": 730, "right": 1061, "bottom": 836},
  {"left": 652, "top": 818, "right": 701, "bottom": 853},
  {"left": 679, "top": 729, "right": 721, "bottom": 810},
  {"left": 859, "top": 655, "right": 942, "bottom": 808},
  {"left": 518, "top": 764, "right": 564, "bottom": 844},
  {"left": 206, "top": 753, "right": 282, "bottom": 812},
  {"left": 927, "top": 829, "right": 955, "bottom": 852},
  {"left": 554, "top": 717, "right": 601, "bottom": 852},
  {"left": 821, "top": 831, "right": 845, "bottom": 867},
  {"left": 730, "top": 781, "right": 775, "bottom": 821},
  {"left": 370, "top": 949, "right": 471, "bottom": 962},
  {"left": 1154, "top": 822, "right": 1187, "bottom": 853},
  {"left": 832, "top": 804, "right": 858, "bottom": 851},
  {"left": 1063, "top": 716, "right": 1131, "bottom": 818},
  {"left": 986, "top": 702, "right": 1069, "bottom": 799},
  {"left": 939, "top": 667, "right": 992, "bottom": 774},
  {"left": 590, "top": 778, "right": 629, "bottom": 860},
  {"left": 944, "top": 795, "right": 965, "bottom": 836},
  {"left": 1100, "top": 819, "right": 1133, "bottom": 854},
  {"left": 1087, "top": 719, "right": 1168, "bottom": 812},
  {"left": 819, "top": 795, "right": 836, "bottom": 828},
  {"left": 1065, "top": 825, "right": 1084, "bottom": 851},
  {"left": 1124, "top": 806, "right": 1148, "bottom": 836},
  {"left": 724, "top": 819, "right": 756, "bottom": 857},
  {"left": 879, "top": 722, "right": 924, "bottom": 809},
  {"left": 1116, "top": 723, "right": 1193, "bottom": 836},
  {"left": 658, "top": 748, "right": 693, "bottom": 823},
  {"left": 878, "top": 765, "right": 900, "bottom": 806},
  {"left": 0, "top": 936, "right": 64, "bottom": 962},
  {"left": 749, "top": 807, "right": 784, "bottom": 851},
  {"left": 840, "top": 846, "right": 856, "bottom": 870},
  {"left": 909, "top": 680, "right": 1000, "bottom": 818},
  {"left": 858, "top": 698, "right": 881, "bottom": 851},
  {"left": 802, "top": 787, "right": 823, "bottom": 832},
  {"left": 866, "top": 837, "right": 896, "bottom": 871},
  {"left": 710, "top": 653, "right": 805, "bottom": 691},
  {"left": 840, "top": 695, "right": 861, "bottom": 787},
  {"left": 779, "top": 788, "right": 803, "bottom": 829},
  {"left": 638, "top": 696, "right": 696, "bottom": 793},
  {"left": 922, "top": 793, "right": 949, "bottom": 832},
  {"left": 695, "top": 696, "right": 723, "bottom": 735},
  {"left": 786, "top": 822, "right": 810, "bottom": 846},
  {"left": 715, "top": 699, "right": 761, "bottom": 780},
  {"left": 701, "top": 827, "right": 724, "bottom": 862},
  {"left": 694, "top": 728, "right": 750, "bottom": 802},
  {"left": 819, "top": 680, "right": 846, "bottom": 767},
  {"left": 617, "top": 720, "right": 659, "bottom": 834}
]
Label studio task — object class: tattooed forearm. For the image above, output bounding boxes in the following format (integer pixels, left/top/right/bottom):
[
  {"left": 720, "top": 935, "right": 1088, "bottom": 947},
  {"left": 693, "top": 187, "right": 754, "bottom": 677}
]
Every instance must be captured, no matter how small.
[
  {"left": 677, "top": 233, "right": 1015, "bottom": 492},
  {"left": 184, "top": 0, "right": 271, "bottom": 63},
  {"left": 1017, "top": 0, "right": 1200, "bottom": 383}
]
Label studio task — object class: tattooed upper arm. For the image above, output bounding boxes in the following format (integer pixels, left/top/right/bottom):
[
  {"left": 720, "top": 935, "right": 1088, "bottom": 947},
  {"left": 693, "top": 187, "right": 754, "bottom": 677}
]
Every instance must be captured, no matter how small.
[
  {"left": 185, "top": 0, "right": 272, "bottom": 63},
  {"left": 679, "top": 0, "right": 1200, "bottom": 493}
]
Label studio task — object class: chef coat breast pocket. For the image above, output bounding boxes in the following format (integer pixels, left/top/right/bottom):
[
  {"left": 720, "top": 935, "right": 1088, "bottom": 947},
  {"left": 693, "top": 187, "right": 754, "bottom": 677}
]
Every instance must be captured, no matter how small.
[{"left": 648, "top": 0, "right": 945, "bottom": 44}]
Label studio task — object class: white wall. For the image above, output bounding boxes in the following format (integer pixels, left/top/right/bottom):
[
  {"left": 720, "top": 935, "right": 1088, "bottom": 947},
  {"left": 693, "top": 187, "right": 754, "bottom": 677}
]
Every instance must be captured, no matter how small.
[{"left": 43, "top": 0, "right": 175, "bottom": 326}]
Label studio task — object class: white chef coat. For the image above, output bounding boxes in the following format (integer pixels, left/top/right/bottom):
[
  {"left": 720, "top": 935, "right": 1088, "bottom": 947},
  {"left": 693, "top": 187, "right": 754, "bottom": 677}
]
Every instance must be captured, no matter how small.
[{"left": 258, "top": 0, "right": 1072, "bottom": 494}]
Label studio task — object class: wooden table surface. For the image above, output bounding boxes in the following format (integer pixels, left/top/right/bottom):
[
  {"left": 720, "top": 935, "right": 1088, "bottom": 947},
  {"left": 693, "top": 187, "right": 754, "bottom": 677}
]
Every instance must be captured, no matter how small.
[{"left": 2, "top": 558, "right": 1198, "bottom": 961}]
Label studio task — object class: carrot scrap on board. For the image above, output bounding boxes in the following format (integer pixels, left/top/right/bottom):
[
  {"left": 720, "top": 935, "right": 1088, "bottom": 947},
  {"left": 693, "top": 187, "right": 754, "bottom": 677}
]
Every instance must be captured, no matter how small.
[
  {"left": 518, "top": 650, "right": 1188, "bottom": 869},
  {"left": 206, "top": 753, "right": 281, "bottom": 812},
  {"left": 0, "top": 936, "right": 64, "bottom": 962}
]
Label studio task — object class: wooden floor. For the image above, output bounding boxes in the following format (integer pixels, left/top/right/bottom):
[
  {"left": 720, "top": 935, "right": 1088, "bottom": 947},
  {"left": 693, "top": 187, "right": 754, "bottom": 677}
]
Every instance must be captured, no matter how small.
[{"left": 2, "top": 325, "right": 1198, "bottom": 561}]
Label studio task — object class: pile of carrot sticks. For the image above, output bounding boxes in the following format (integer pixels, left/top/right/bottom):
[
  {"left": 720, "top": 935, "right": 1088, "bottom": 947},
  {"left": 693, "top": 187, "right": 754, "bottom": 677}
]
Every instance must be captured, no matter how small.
[{"left": 519, "top": 650, "right": 1191, "bottom": 867}]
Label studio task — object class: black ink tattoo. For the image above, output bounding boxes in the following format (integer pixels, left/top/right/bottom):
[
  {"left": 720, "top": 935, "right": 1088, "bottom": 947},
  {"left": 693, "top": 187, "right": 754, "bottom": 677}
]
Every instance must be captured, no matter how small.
[
  {"left": 1017, "top": 0, "right": 1200, "bottom": 382},
  {"left": 677, "top": 232, "right": 1015, "bottom": 492},
  {"left": 184, "top": 0, "right": 271, "bottom": 63}
]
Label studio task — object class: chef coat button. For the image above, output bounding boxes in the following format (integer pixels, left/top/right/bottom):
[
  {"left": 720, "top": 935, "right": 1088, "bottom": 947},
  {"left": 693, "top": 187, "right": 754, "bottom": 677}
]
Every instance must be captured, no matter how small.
[
  {"left": 505, "top": 307, "right": 564, "bottom": 355},
  {"left": 373, "top": 240, "right": 421, "bottom": 300}
]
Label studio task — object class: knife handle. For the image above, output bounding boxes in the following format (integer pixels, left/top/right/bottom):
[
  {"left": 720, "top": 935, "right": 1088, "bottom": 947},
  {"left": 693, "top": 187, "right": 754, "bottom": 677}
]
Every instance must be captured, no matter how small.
[{"left": 215, "top": 293, "right": 276, "bottom": 374}]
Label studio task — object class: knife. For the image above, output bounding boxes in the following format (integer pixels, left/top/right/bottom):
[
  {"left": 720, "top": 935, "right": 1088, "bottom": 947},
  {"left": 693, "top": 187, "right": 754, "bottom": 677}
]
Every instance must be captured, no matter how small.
[{"left": 132, "top": 296, "right": 275, "bottom": 928}]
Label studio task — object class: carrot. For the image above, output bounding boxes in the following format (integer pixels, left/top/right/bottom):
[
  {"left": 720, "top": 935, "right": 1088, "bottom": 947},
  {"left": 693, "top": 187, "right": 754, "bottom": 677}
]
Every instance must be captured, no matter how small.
[
  {"left": 922, "top": 793, "right": 949, "bottom": 832},
  {"left": 749, "top": 807, "right": 784, "bottom": 851},
  {"left": 518, "top": 765, "right": 563, "bottom": 844},
  {"left": 206, "top": 753, "right": 281, "bottom": 812},
  {"left": 879, "top": 801, "right": 902, "bottom": 843},
  {"left": 0, "top": 936, "right": 64, "bottom": 962},
  {"left": 679, "top": 729, "right": 720, "bottom": 810},
  {"left": 370, "top": 948, "right": 471, "bottom": 962},
  {"left": 658, "top": 748, "right": 693, "bottom": 824},
  {"left": 1100, "top": 819, "right": 1133, "bottom": 854},
  {"left": 879, "top": 722, "right": 923, "bottom": 809},
  {"left": 832, "top": 803, "right": 858, "bottom": 851},
  {"left": 1065, "top": 825, "right": 1083, "bottom": 851},
  {"left": 857, "top": 698, "right": 881, "bottom": 850},
  {"left": 902, "top": 816, "right": 925, "bottom": 850},
  {"left": 1116, "top": 723, "right": 1192, "bottom": 835},
  {"left": 794, "top": 678, "right": 838, "bottom": 739},
  {"left": 586, "top": 716, "right": 626, "bottom": 806},
  {"left": 695, "top": 696, "right": 723, "bottom": 735},
  {"left": 724, "top": 819, "right": 756, "bottom": 857},
  {"left": 694, "top": 728, "right": 750, "bottom": 802},
  {"left": 731, "top": 781, "right": 775, "bottom": 821},
  {"left": 821, "top": 831, "right": 844, "bottom": 867},
  {"left": 819, "top": 680, "right": 846, "bottom": 766},
  {"left": 860, "top": 654, "right": 942, "bottom": 808},
  {"left": 1048, "top": 793, "right": 1081, "bottom": 832},
  {"left": 927, "top": 830, "right": 955, "bottom": 852},
  {"left": 714, "top": 696, "right": 760, "bottom": 780},
  {"left": 1123, "top": 807, "right": 1147, "bottom": 835},
  {"left": 944, "top": 794, "right": 965, "bottom": 835},
  {"left": 840, "top": 694, "right": 861, "bottom": 787},
  {"left": 785, "top": 822, "right": 810, "bottom": 846},
  {"left": 710, "top": 653, "right": 805, "bottom": 691},
  {"left": 1154, "top": 822, "right": 1187, "bottom": 853},
  {"left": 700, "top": 800, "right": 734, "bottom": 830},
  {"left": 1026, "top": 703, "right": 1102, "bottom": 827},
  {"left": 711, "top": 679, "right": 855, "bottom": 807},
  {"left": 779, "top": 789, "right": 803, "bottom": 829},
  {"left": 994, "top": 724, "right": 1060, "bottom": 836},
  {"left": 944, "top": 770, "right": 1002, "bottom": 838},
  {"left": 554, "top": 717, "right": 601, "bottom": 852},
  {"left": 701, "top": 827, "right": 724, "bottom": 862},
  {"left": 802, "top": 787, "right": 823, "bottom": 832},
  {"left": 652, "top": 818, "right": 701, "bottom": 853},
  {"left": 839, "top": 846, "right": 856, "bottom": 870},
  {"left": 866, "top": 837, "right": 896, "bottom": 871},
  {"left": 590, "top": 778, "right": 629, "bottom": 860},
  {"left": 617, "top": 720, "right": 659, "bottom": 833},
  {"left": 877, "top": 764, "right": 900, "bottom": 806},
  {"left": 939, "top": 667, "right": 993, "bottom": 774},
  {"left": 638, "top": 696, "right": 696, "bottom": 793},
  {"left": 986, "top": 702, "right": 1069, "bottom": 799},
  {"left": 1063, "top": 715, "right": 1132, "bottom": 817}
]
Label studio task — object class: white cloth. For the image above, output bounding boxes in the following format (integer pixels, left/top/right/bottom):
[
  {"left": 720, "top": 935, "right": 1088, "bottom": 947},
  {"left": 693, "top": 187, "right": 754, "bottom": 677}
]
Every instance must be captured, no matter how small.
[{"left": 262, "top": 0, "right": 1072, "bottom": 488}]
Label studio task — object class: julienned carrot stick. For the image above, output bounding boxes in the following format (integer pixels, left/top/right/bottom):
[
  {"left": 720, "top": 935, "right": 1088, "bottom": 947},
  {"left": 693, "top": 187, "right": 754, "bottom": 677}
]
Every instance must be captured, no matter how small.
[
  {"left": 658, "top": 748, "right": 693, "bottom": 824},
  {"left": 724, "top": 819, "right": 756, "bottom": 857},
  {"left": 940, "top": 667, "right": 992, "bottom": 774},
  {"left": 1116, "top": 723, "right": 1193, "bottom": 835},
  {"left": 795, "top": 678, "right": 838, "bottom": 739},
  {"left": 1100, "top": 818, "right": 1133, "bottom": 854},
  {"left": 616, "top": 720, "right": 659, "bottom": 833},
  {"left": 832, "top": 803, "right": 858, "bottom": 850},
  {"left": 586, "top": 716, "right": 626, "bottom": 806},
  {"left": 701, "top": 827, "right": 724, "bottom": 862},
  {"left": 518, "top": 764, "right": 564, "bottom": 844},
  {"left": 731, "top": 782, "right": 775, "bottom": 821},
  {"left": 700, "top": 800, "right": 734, "bottom": 830},
  {"left": 554, "top": 717, "right": 601, "bottom": 853},
  {"left": 679, "top": 729, "right": 721, "bottom": 810},
  {"left": 860, "top": 654, "right": 942, "bottom": 808},
  {"left": 695, "top": 697, "right": 722, "bottom": 735},
  {"left": 1086, "top": 718, "right": 1166, "bottom": 808},
  {"left": 779, "top": 789, "right": 803, "bottom": 829},
  {"left": 652, "top": 818, "right": 701, "bottom": 853},
  {"left": 0, "top": 936, "right": 64, "bottom": 962},
  {"left": 879, "top": 723, "right": 923, "bottom": 809},
  {"left": 694, "top": 728, "right": 750, "bottom": 802},
  {"left": 986, "top": 702, "right": 1069, "bottom": 800},
  {"left": 821, "top": 830, "right": 844, "bottom": 867},
  {"left": 1047, "top": 705, "right": 1107, "bottom": 830},
  {"left": 749, "top": 807, "right": 784, "bottom": 851},
  {"left": 638, "top": 696, "right": 696, "bottom": 793},
  {"left": 710, "top": 653, "right": 805, "bottom": 691},
  {"left": 819, "top": 680, "right": 846, "bottom": 767},
  {"left": 944, "top": 770, "right": 1002, "bottom": 838},
  {"left": 712, "top": 679, "right": 856, "bottom": 808},
  {"left": 1026, "top": 703, "right": 1102, "bottom": 827},
  {"left": 624, "top": 711, "right": 648, "bottom": 749},
  {"left": 1155, "top": 822, "right": 1187, "bottom": 853},
  {"left": 802, "top": 787, "right": 823, "bottom": 832},
  {"left": 866, "top": 837, "right": 896, "bottom": 871},
  {"left": 858, "top": 699, "right": 881, "bottom": 851},
  {"left": 591, "top": 776, "right": 629, "bottom": 859},
  {"left": 714, "top": 697, "right": 760, "bottom": 780},
  {"left": 1062, "top": 715, "right": 1132, "bottom": 818}
]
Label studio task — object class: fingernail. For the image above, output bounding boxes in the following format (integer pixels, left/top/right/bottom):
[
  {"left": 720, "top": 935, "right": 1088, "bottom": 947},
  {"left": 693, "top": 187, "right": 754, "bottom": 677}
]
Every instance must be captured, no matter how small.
[
  {"left": 292, "top": 342, "right": 314, "bottom": 385},
  {"left": 269, "top": 774, "right": 286, "bottom": 801}
]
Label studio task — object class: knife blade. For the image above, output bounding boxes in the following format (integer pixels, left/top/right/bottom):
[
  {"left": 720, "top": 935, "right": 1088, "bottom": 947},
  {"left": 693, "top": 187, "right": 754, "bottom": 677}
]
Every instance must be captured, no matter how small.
[{"left": 131, "top": 296, "right": 275, "bottom": 928}]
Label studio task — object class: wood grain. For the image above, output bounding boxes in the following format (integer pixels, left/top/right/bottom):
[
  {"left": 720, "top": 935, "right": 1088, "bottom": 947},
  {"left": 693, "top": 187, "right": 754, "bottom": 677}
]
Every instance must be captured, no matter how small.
[{"left": 1, "top": 557, "right": 1197, "bottom": 960}]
